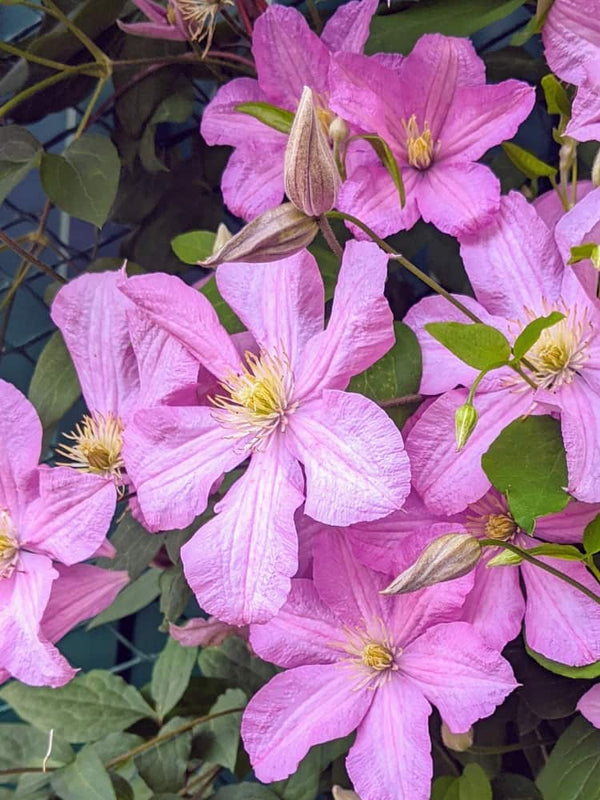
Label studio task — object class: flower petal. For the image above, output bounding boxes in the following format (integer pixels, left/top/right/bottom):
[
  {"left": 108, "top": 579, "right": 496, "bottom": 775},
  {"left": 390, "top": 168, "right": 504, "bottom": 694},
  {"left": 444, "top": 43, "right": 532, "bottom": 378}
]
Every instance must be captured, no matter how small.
[
  {"left": 182, "top": 435, "right": 304, "bottom": 624},
  {"left": 0, "top": 380, "right": 41, "bottom": 514},
  {"left": 321, "top": 0, "right": 379, "bottom": 54},
  {"left": 567, "top": 76, "right": 600, "bottom": 143},
  {"left": 578, "top": 685, "right": 600, "bottom": 728},
  {"left": 559, "top": 379, "right": 600, "bottom": 503},
  {"left": 535, "top": 499, "right": 600, "bottom": 544},
  {"left": 555, "top": 185, "right": 600, "bottom": 296},
  {"left": 200, "top": 77, "right": 283, "bottom": 147},
  {"left": 288, "top": 390, "right": 410, "bottom": 525},
  {"left": 170, "top": 617, "right": 246, "bottom": 647},
  {"left": 220, "top": 144, "right": 286, "bottom": 221},
  {"left": 242, "top": 663, "right": 372, "bottom": 782},
  {"left": 117, "top": 19, "right": 186, "bottom": 39},
  {"left": 542, "top": 0, "right": 600, "bottom": 84},
  {"left": 535, "top": 181, "right": 595, "bottom": 232}
]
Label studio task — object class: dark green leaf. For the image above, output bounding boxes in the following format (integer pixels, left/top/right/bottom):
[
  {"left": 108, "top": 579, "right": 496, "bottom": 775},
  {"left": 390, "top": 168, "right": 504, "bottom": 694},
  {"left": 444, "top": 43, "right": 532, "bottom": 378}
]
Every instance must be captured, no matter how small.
[
  {"left": 109, "top": 774, "right": 134, "bottom": 800},
  {"left": 511, "top": 646, "right": 590, "bottom": 719},
  {"left": 431, "top": 776, "right": 460, "bottom": 800},
  {"left": 541, "top": 74, "right": 572, "bottom": 117},
  {"left": 171, "top": 230, "right": 216, "bottom": 265},
  {"left": 194, "top": 688, "right": 246, "bottom": 771},
  {"left": 526, "top": 644, "right": 600, "bottom": 679},
  {"left": 151, "top": 637, "right": 197, "bottom": 721},
  {"left": 92, "top": 732, "right": 144, "bottom": 763},
  {"left": 459, "top": 764, "right": 492, "bottom": 800},
  {"left": 493, "top": 773, "right": 542, "bottom": 799},
  {"left": 88, "top": 569, "right": 162, "bottom": 629},
  {"left": 159, "top": 564, "right": 192, "bottom": 625},
  {"left": 51, "top": 746, "right": 116, "bottom": 800},
  {"left": 28, "top": 331, "right": 81, "bottom": 432},
  {"left": 0, "top": 126, "right": 42, "bottom": 203},
  {"left": 140, "top": 89, "right": 194, "bottom": 173},
  {"left": 425, "top": 322, "right": 511, "bottom": 370},
  {"left": 502, "top": 142, "right": 557, "bottom": 180},
  {"left": 40, "top": 134, "right": 120, "bottom": 228},
  {"left": 269, "top": 737, "right": 352, "bottom": 800},
  {"left": 360, "top": 134, "right": 405, "bottom": 207},
  {"left": 482, "top": 416, "right": 569, "bottom": 532},
  {"left": 0, "top": 724, "right": 73, "bottom": 770},
  {"left": 200, "top": 276, "right": 245, "bottom": 334},
  {"left": 512, "top": 312, "right": 565, "bottom": 361},
  {"left": 308, "top": 243, "right": 341, "bottom": 301},
  {"left": 235, "top": 102, "right": 294, "bottom": 135},
  {"left": 0, "top": 671, "right": 155, "bottom": 743},
  {"left": 214, "top": 786, "right": 280, "bottom": 800},
  {"left": 537, "top": 717, "right": 600, "bottom": 800},
  {"left": 136, "top": 718, "right": 192, "bottom": 794},
  {"left": 97, "top": 514, "right": 165, "bottom": 581},
  {"left": 198, "top": 636, "right": 277, "bottom": 695},
  {"left": 584, "top": 514, "right": 600, "bottom": 555},
  {"left": 569, "top": 243, "right": 600, "bottom": 269}
]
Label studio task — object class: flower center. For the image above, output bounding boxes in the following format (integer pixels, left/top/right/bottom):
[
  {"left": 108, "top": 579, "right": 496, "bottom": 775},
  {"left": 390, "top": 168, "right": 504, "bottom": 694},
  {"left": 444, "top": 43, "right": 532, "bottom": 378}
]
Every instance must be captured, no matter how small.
[
  {"left": 465, "top": 492, "right": 517, "bottom": 541},
  {"left": 172, "top": 0, "right": 233, "bottom": 45},
  {"left": 336, "top": 620, "right": 401, "bottom": 690},
  {"left": 0, "top": 510, "right": 18, "bottom": 580},
  {"left": 361, "top": 642, "right": 395, "bottom": 671},
  {"left": 211, "top": 349, "right": 297, "bottom": 450},
  {"left": 56, "top": 412, "right": 125, "bottom": 480},
  {"left": 485, "top": 513, "right": 517, "bottom": 541},
  {"left": 403, "top": 114, "right": 436, "bottom": 170}
]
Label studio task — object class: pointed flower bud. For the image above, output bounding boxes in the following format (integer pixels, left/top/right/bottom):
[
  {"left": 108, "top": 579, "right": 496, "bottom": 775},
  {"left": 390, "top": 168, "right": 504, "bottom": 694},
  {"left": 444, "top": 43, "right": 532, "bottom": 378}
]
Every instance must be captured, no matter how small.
[
  {"left": 212, "top": 222, "right": 232, "bottom": 253},
  {"left": 284, "top": 86, "right": 341, "bottom": 217},
  {"left": 201, "top": 203, "right": 318, "bottom": 266},
  {"left": 381, "top": 533, "right": 482, "bottom": 595},
  {"left": 441, "top": 721, "right": 474, "bottom": 752},
  {"left": 455, "top": 402, "right": 478, "bottom": 451},
  {"left": 333, "top": 788, "right": 361, "bottom": 800}
]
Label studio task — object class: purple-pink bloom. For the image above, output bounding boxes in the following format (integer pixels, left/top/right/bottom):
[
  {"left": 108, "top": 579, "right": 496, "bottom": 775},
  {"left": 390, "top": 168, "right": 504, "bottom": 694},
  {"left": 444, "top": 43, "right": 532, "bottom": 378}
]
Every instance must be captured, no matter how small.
[
  {"left": 170, "top": 615, "right": 248, "bottom": 647},
  {"left": 200, "top": 0, "right": 378, "bottom": 220},
  {"left": 242, "top": 530, "right": 516, "bottom": 800},
  {"left": 404, "top": 191, "right": 600, "bottom": 513},
  {"left": 566, "top": 61, "right": 600, "bottom": 142},
  {"left": 120, "top": 241, "right": 411, "bottom": 624},
  {"left": 0, "top": 380, "right": 116, "bottom": 687},
  {"left": 578, "top": 684, "right": 600, "bottom": 728},
  {"left": 534, "top": 181, "right": 595, "bottom": 231},
  {"left": 328, "top": 33, "right": 535, "bottom": 237}
]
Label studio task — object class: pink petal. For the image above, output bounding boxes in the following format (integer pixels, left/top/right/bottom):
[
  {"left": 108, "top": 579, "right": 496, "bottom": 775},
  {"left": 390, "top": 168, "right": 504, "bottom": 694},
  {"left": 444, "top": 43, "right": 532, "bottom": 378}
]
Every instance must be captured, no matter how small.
[
  {"left": 542, "top": 0, "right": 600, "bottom": 84},
  {"left": 170, "top": 617, "right": 246, "bottom": 647},
  {"left": 200, "top": 78, "right": 284, "bottom": 147},
  {"left": 295, "top": 241, "right": 393, "bottom": 395},
  {"left": 459, "top": 192, "right": 564, "bottom": 317},
  {"left": 130, "top": 0, "right": 170, "bottom": 24},
  {"left": 535, "top": 499, "right": 600, "bottom": 544},
  {"left": 288, "top": 390, "right": 410, "bottom": 525},
  {"left": 555, "top": 184, "right": 600, "bottom": 267},
  {"left": 123, "top": 406, "right": 244, "bottom": 532},
  {"left": 559, "top": 379, "right": 600, "bottom": 503},
  {"left": 117, "top": 19, "right": 187, "bottom": 39},
  {"left": 242, "top": 663, "right": 372, "bottom": 782},
  {"left": 120, "top": 273, "right": 242, "bottom": 380},
  {"left": 22, "top": 466, "right": 116, "bottom": 564},
  {"left": 0, "top": 552, "right": 75, "bottom": 687},
  {"left": 440, "top": 80, "right": 534, "bottom": 162},
  {"left": 321, "top": 0, "right": 379, "bottom": 54},
  {"left": 401, "top": 621, "right": 518, "bottom": 731},
  {"left": 416, "top": 161, "right": 500, "bottom": 237},
  {"left": 216, "top": 251, "right": 324, "bottom": 369},
  {"left": 578, "top": 685, "right": 600, "bottom": 728},
  {"left": 182, "top": 436, "right": 304, "bottom": 624},
  {"left": 406, "top": 388, "right": 536, "bottom": 515},
  {"left": 51, "top": 270, "right": 139, "bottom": 417},
  {"left": 521, "top": 541, "right": 600, "bottom": 666},
  {"left": 0, "top": 380, "right": 41, "bottom": 514},
  {"left": 220, "top": 144, "right": 286, "bottom": 221},
  {"left": 250, "top": 578, "right": 343, "bottom": 667},
  {"left": 536, "top": 181, "right": 595, "bottom": 233},
  {"left": 567, "top": 77, "right": 600, "bottom": 142},
  {"left": 41, "top": 564, "right": 129, "bottom": 643},
  {"left": 253, "top": 5, "right": 330, "bottom": 109},
  {"left": 346, "top": 676, "right": 433, "bottom": 800}
]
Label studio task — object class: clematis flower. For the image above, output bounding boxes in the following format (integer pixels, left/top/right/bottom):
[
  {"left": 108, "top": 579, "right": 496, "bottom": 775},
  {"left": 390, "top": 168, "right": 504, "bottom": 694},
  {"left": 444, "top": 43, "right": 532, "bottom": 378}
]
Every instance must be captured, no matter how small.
[
  {"left": 404, "top": 191, "right": 600, "bottom": 512},
  {"left": 328, "top": 33, "right": 535, "bottom": 237},
  {"left": 566, "top": 61, "right": 600, "bottom": 143},
  {"left": 241, "top": 530, "right": 516, "bottom": 800},
  {"left": 578, "top": 684, "right": 600, "bottom": 728},
  {"left": 120, "top": 241, "right": 411, "bottom": 624},
  {"left": 0, "top": 380, "right": 116, "bottom": 687},
  {"left": 534, "top": 180, "right": 594, "bottom": 230},
  {"left": 170, "top": 615, "right": 248, "bottom": 646},
  {"left": 200, "top": 0, "right": 379, "bottom": 220}
]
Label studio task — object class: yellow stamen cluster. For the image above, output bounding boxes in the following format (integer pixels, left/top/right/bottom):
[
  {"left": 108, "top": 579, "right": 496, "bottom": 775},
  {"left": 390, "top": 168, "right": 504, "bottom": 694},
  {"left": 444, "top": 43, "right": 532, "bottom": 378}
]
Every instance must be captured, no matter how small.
[
  {"left": 361, "top": 642, "right": 395, "bottom": 671},
  {"left": 56, "top": 412, "right": 125, "bottom": 480},
  {"left": 336, "top": 620, "right": 401, "bottom": 690},
  {"left": 485, "top": 513, "right": 518, "bottom": 542},
  {"left": 172, "top": 0, "right": 234, "bottom": 55},
  {"left": 525, "top": 311, "right": 590, "bottom": 390},
  {"left": 403, "top": 114, "right": 436, "bottom": 170},
  {"left": 211, "top": 349, "right": 297, "bottom": 450},
  {"left": 0, "top": 510, "right": 18, "bottom": 580},
  {"left": 465, "top": 493, "right": 517, "bottom": 541}
]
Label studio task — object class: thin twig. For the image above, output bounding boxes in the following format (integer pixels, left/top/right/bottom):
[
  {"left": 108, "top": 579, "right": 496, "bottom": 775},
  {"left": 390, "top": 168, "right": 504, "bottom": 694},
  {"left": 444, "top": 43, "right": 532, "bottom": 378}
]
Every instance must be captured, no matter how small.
[
  {"left": 379, "top": 394, "right": 424, "bottom": 408},
  {"left": 0, "top": 230, "right": 66, "bottom": 284}
]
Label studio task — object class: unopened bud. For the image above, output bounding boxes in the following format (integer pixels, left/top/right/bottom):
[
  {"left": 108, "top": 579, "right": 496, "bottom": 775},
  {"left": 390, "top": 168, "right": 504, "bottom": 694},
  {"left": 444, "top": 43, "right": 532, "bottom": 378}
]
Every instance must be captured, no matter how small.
[
  {"left": 592, "top": 146, "right": 600, "bottom": 188},
  {"left": 333, "top": 788, "right": 361, "bottom": 800},
  {"left": 559, "top": 137, "right": 577, "bottom": 173},
  {"left": 441, "top": 721, "right": 473, "bottom": 752},
  {"left": 329, "top": 115, "right": 349, "bottom": 146},
  {"left": 284, "top": 86, "right": 341, "bottom": 217},
  {"left": 381, "top": 533, "right": 482, "bottom": 595},
  {"left": 212, "top": 222, "right": 232, "bottom": 253},
  {"left": 455, "top": 402, "right": 478, "bottom": 451},
  {"left": 487, "top": 548, "right": 523, "bottom": 567},
  {"left": 201, "top": 203, "right": 318, "bottom": 266}
]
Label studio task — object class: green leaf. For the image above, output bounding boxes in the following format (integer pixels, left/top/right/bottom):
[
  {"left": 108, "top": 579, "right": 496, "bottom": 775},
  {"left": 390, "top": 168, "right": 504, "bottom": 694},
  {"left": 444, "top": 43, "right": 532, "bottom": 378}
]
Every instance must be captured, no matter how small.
[
  {"left": 541, "top": 74, "right": 572, "bottom": 117},
  {"left": 512, "top": 311, "right": 565, "bottom": 360},
  {"left": 171, "top": 230, "right": 216, "bottom": 265},
  {"left": 92, "top": 732, "right": 144, "bottom": 763},
  {"left": 109, "top": 774, "right": 134, "bottom": 800},
  {"left": 425, "top": 322, "right": 511, "bottom": 370},
  {"left": 135, "top": 717, "right": 192, "bottom": 794},
  {"left": 88, "top": 569, "right": 162, "bottom": 629},
  {"left": 0, "top": 126, "right": 42, "bottom": 203},
  {"left": 194, "top": 688, "right": 246, "bottom": 771},
  {"left": 584, "top": 514, "right": 600, "bottom": 555},
  {"left": 198, "top": 636, "right": 277, "bottom": 696},
  {"left": 482, "top": 415, "right": 569, "bottom": 533},
  {"left": 200, "top": 276, "right": 245, "bottom": 334},
  {"left": 492, "top": 773, "right": 543, "bottom": 799},
  {"left": 360, "top": 134, "right": 405, "bottom": 207},
  {"left": 235, "top": 102, "right": 294, "bottom": 135},
  {"left": 569, "top": 243, "right": 600, "bottom": 270},
  {"left": 537, "top": 717, "right": 600, "bottom": 800},
  {"left": 51, "top": 746, "right": 116, "bottom": 800},
  {"left": 269, "top": 737, "right": 352, "bottom": 800},
  {"left": 502, "top": 142, "right": 557, "bottom": 180},
  {"left": 28, "top": 331, "right": 81, "bottom": 432},
  {"left": 0, "top": 724, "right": 73, "bottom": 770},
  {"left": 40, "top": 134, "right": 120, "bottom": 228},
  {"left": 214, "top": 786, "right": 280, "bottom": 800},
  {"left": 140, "top": 89, "right": 194, "bottom": 173},
  {"left": 366, "top": 0, "right": 526, "bottom": 54},
  {"left": 151, "top": 637, "right": 197, "bottom": 721},
  {"left": 159, "top": 564, "right": 192, "bottom": 625},
  {"left": 487, "top": 549, "right": 523, "bottom": 567},
  {"left": 96, "top": 513, "right": 165, "bottom": 581},
  {"left": 524, "top": 543, "right": 585, "bottom": 561},
  {"left": 459, "top": 764, "right": 492, "bottom": 800},
  {"left": 0, "top": 670, "right": 155, "bottom": 743},
  {"left": 525, "top": 643, "right": 600, "bottom": 679},
  {"left": 308, "top": 243, "right": 341, "bottom": 301},
  {"left": 431, "top": 776, "right": 460, "bottom": 800}
]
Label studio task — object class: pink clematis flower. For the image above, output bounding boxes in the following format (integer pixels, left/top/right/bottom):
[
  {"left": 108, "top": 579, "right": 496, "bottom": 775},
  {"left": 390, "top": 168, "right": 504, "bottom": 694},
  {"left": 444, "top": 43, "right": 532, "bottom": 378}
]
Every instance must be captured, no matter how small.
[
  {"left": 534, "top": 180, "right": 595, "bottom": 231},
  {"left": 0, "top": 380, "right": 116, "bottom": 687},
  {"left": 566, "top": 61, "right": 600, "bottom": 142},
  {"left": 170, "top": 615, "right": 248, "bottom": 647},
  {"left": 328, "top": 33, "right": 535, "bottom": 237},
  {"left": 404, "top": 191, "right": 600, "bottom": 513},
  {"left": 119, "top": 241, "right": 411, "bottom": 624},
  {"left": 578, "top": 684, "right": 600, "bottom": 728},
  {"left": 200, "top": 0, "right": 379, "bottom": 220},
  {"left": 242, "top": 530, "right": 516, "bottom": 800}
]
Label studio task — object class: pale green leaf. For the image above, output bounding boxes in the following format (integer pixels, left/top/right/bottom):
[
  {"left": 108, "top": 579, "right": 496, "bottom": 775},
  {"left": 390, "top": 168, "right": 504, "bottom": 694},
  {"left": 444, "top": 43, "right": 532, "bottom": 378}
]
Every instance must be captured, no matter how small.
[
  {"left": 502, "top": 142, "right": 557, "bottom": 180},
  {"left": 151, "top": 637, "right": 197, "bottom": 721},
  {"left": 28, "top": 331, "right": 81, "bottom": 431},
  {"left": 512, "top": 312, "right": 565, "bottom": 361},
  {"left": 88, "top": 569, "right": 162, "bottom": 629},
  {"left": 51, "top": 746, "right": 116, "bottom": 800},
  {"left": 425, "top": 322, "right": 511, "bottom": 370},
  {"left": 171, "top": 230, "right": 216, "bottom": 264},
  {"left": 235, "top": 102, "right": 294, "bottom": 134}
]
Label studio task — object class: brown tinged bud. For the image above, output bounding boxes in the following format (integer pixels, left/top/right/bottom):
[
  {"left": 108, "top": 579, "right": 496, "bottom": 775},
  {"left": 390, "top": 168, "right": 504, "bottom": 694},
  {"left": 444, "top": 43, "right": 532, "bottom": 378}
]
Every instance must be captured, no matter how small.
[
  {"left": 333, "top": 788, "right": 361, "bottom": 800},
  {"left": 284, "top": 86, "right": 341, "bottom": 217},
  {"left": 441, "top": 721, "right": 474, "bottom": 752},
  {"left": 381, "top": 533, "right": 482, "bottom": 595},
  {"left": 201, "top": 203, "right": 318, "bottom": 266},
  {"left": 455, "top": 402, "right": 478, "bottom": 451}
]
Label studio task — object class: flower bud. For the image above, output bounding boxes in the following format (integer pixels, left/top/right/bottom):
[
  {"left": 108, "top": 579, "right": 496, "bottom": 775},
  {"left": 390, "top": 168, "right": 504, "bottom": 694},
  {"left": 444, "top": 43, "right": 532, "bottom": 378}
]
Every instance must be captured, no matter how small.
[
  {"left": 592, "top": 146, "right": 600, "bottom": 188},
  {"left": 284, "top": 86, "right": 341, "bottom": 217},
  {"left": 381, "top": 533, "right": 482, "bottom": 595},
  {"left": 201, "top": 203, "right": 318, "bottom": 266},
  {"left": 212, "top": 222, "right": 232, "bottom": 253},
  {"left": 333, "top": 788, "right": 361, "bottom": 800},
  {"left": 441, "top": 721, "right": 473, "bottom": 752},
  {"left": 455, "top": 402, "right": 478, "bottom": 451},
  {"left": 329, "top": 115, "right": 349, "bottom": 146}
]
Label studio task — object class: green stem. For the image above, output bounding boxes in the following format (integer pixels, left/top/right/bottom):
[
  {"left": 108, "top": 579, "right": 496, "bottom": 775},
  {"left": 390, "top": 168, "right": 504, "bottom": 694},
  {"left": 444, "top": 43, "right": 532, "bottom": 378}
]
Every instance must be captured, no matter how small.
[
  {"left": 74, "top": 74, "right": 108, "bottom": 139},
  {"left": 0, "top": 40, "right": 69, "bottom": 71},
  {"left": 549, "top": 174, "right": 570, "bottom": 213},
  {"left": 40, "top": 0, "right": 109, "bottom": 65},
  {"left": 318, "top": 216, "right": 343, "bottom": 259},
  {"left": 0, "top": 62, "right": 101, "bottom": 119},
  {"left": 0, "top": 229, "right": 66, "bottom": 284},
  {"left": 480, "top": 538, "right": 600, "bottom": 605}
]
